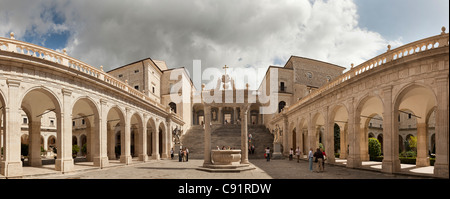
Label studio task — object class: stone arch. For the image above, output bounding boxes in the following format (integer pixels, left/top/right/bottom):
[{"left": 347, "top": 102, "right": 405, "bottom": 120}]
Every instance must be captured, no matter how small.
[
  {"left": 20, "top": 87, "right": 62, "bottom": 169},
  {"left": 106, "top": 105, "right": 126, "bottom": 162},
  {"left": 158, "top": 120, "right": 167, "bottom": 159},
  {"left": 129, "top": 111, "right": 144, "bottom": 158},
  {"left": 72, "top": 96, "right": 100, "bottom": 164},
  {"left": 354, "top": 93, "right": 384, "bottom": 165},
  {"left": 393, "top": 83, "right": 436, "bottom": 167},
  {"left": 278, "top": 101, "right": 286, "bottom": 113},
  {"left": 329, "top": 104, "right": 349, "bottom": 159},
  {"left": 311, "top": 112, "right": 325, "bottom": 150},
  {"left": 297, "top": 117, "right": 308, "bottom": 156},
  {"left": 146, "top": 117, "right": 157, "bottom": 159}
]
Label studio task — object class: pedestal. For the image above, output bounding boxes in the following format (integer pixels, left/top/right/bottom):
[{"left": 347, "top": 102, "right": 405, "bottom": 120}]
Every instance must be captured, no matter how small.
[{"left": 272, "top": 143, "right": 283, "bottom": 159}]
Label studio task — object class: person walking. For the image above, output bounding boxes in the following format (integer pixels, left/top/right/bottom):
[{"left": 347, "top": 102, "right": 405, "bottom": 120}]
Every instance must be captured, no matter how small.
[
  {"left": 182, "top": 148, "right": 187, "bottom": 162},
  {"left": 170, "top": 148, "right": 174, "bottom": 160},
  {"left": 289, "top": 148, "right": 293, "bottom": 161},
  {"left": 186, "top": 147, "right": 189, "bottom": 162},
  {"left": 313, "top": 148, "right": 324, "bottom": 172},
  {"left": 265, "top": 147, "right": 271, "bottom": 162},
  {"left": 308, "top": 148, "right": 314, "bottom": 172},
  {"left": 178, "top": 148, "right": 183, "bottom": 162},
  {"left": 296, "top": 147, "right": 300, "bottom": 163}
]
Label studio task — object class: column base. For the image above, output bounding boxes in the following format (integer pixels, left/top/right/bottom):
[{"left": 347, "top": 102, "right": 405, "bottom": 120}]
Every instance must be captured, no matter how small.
[
  {"left": 416, "top": 157, "right": 430, "bottom": 167},
  {"left": 161, "top": 153, "right": 169, "bottom": 159},
  {"left": 139, "top": 154, "right": 148, "bottom": 162},
  {"left": 55, "top": 158, "right": 74, "bottom": 173},
  {"left": 382, "top": 159, "right": 401, "bottom": 173},
  {"left": 434, "top": 163, "right": 449, "bottom": 178},
  {"left": 151, "top": 153, "right": 160, "bottom": 160},
  {"left": 94, "top": 156, "right": 109, "bottom": 168},
  {"left": 120, "top": 155, "right": 132, "bottom": 165},
  {"left": 28, "top": 157, "right": 42, "bottom": 167},
  {"left": 346, "top": 156, "right": 361, "bottom": 168},
  {"left": 1, "top": 161, "right": 23, "bottom": 178}
]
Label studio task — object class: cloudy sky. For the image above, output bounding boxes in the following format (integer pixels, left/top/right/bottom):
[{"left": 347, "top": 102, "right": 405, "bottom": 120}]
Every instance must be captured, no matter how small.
[{"left": 0, "top": 0, "right": 448, "bottom": 89}]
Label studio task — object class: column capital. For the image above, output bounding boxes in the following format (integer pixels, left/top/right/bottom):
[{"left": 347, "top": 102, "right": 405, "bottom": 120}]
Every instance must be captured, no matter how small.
[
  {"left": 6, "top": 78, "right": 21, "bottom": 88},
  {"left": 62, "top": 88, "right": 73, "bottom": 96}
]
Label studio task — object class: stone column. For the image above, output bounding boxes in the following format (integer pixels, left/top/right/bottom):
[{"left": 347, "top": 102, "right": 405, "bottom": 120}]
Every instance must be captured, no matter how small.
[
  {"left": 217, "top": 107, "right": 223, "bottom": 124},
  {"left": 203, "top": 105, "right": 212, "bottom": 166},
  {"left": 240, "top": 104, "right": 249, "bottom": 164},
  {"left": 138, "top": 114, "right": 148, "bottom": 162},
  {"left": 107, "top": 124, "right": 116, "bottom": 160},
  {"left": 283, "top": 115, "right": 289, "bottom": 156},
  {"left": 56, "top": 88, "right": 74, "bottom": 173},
  {"left": 28, "top": 120, "right": 42, "bottom": 167},
  {"left": 151, "top": 119, "right": 160, "bottom": 160},
  {"left": 94, "top": 99, "right": 109, "bottom": 168},
  {"left": 382, "top": 86, "right": 400, "bottom": 173},
  {"left": 233, "top": 107, "right": 237, "bottom": 124},
  {"left": 416, "top": 123, "right": 429, "bottom": 167},
  {"left": 347, "top": 97, "right": 361, "bottom": 168},
  {"left": 120, "top": 108, "right": 132, "bottom": 164},
  {"left": 338, "top": 123, "right": 348, "bottom": 159},
  {"left": 307, "top": 114, "right": 315, "bottom": 152},
  {"left": 434, "top": 76, "right": 449, "bottom": 178},
  {"left": 1, "top": 79, "right": 23, "bottom": 178},
  {"left": 360, "top": 125, "right": 370, "bottom": 161},
  {"left": 325, "top": 107, "right": 335, "bottom": 163}
]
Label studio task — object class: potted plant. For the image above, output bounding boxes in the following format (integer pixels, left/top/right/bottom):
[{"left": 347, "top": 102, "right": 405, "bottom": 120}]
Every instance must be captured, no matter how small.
[{"left": 72, "top": 145, "right": 80, "bottom": 159}]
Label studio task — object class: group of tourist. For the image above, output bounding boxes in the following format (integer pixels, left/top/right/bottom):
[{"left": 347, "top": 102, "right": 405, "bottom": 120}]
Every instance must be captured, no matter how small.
[
  {"left": 170, "top": 147, "right": 189, "bottom": 162},
  {"left": 308, "top": 147, "right": 327, "bottom": 172},
  {"left": 289, "top": 147, "right": 302, "bottom": 163}
]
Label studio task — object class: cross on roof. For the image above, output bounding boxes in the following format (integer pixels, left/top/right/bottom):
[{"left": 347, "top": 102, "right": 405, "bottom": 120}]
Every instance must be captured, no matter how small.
[{"left": 223, "top": 65, "right": 229, "bottom": 75}]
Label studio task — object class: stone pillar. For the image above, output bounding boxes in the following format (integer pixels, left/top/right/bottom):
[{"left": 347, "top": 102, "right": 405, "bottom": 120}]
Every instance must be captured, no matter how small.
[
  {"left": 138, "top": 115, "right": 148, "bottom": 162},
  {"left": 161, "top": 120, "right": 170, "bottom": 159},
  {"left": 347, "top": 97, "right": 361, "bottom": 168},
  {"left": 56, "top": 88, "right": 74, "bottom": 173},
  {"left": 151, "top": 119, "right": 160, "bottom": 160},
  {"left": 203, "top": 105, "right": 212, "bottom": 166},
  {"left": 325, "top": 107, "right": 335, "bottom": 163},
  {"left": 338, "top": 123, "right": 348, "bottom": 159},
  {"left": 107, "top": 124, "right": 115, "bottom": 160},
  {"left": 28, "top": 120, "right": 42, "bottom": 167},
  {"left": 233, "top": 107, "right": 237, "bottom": 124},
  {"left": 120, "top": 108, "right": 132, "bottom": 164},
  {"left": 283, "top": 115, "right": 289, "bottom": 156},
  {"left": 240, "top": 104, "right": 249, "bottom": 164},
  {"left": 416, "top": 123, "right": 429, "bottom": 167},
  {"left": 307, "top": 114, "right": 315, "bottom": 152},
  {"left": 218, "top": 107, "right": 223, "bottom": 124},
  {"left": 434, "top": 76, "right": 449, "bottom": 178},
  {"left": 382, "top": 86, "right": 401, "bottom": 173},
  {"left": 94, "top": 99, "right": 109, "bottom": 168},
  {"left": 360, "top": 125, "right": 370, "bottom": 161},
  {"left": 1, "top": 79, "right": 23, "bottom": 178}
]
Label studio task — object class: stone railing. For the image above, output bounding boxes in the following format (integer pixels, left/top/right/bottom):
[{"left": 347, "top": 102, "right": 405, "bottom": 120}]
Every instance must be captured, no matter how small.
[
  {"left": 285, "top": 27, "right": 449, "bottom": 114},
  {"left": 0, "top": 32, "right": 169, "bottom": 112}
]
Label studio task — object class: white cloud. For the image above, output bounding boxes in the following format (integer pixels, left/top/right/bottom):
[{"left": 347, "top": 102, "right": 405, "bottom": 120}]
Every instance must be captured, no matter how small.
[{"left": 1, "top": 0, "right": 401, "bottom": 89}]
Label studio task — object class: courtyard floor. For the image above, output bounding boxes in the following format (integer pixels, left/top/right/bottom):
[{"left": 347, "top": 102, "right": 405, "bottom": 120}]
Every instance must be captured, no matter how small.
[{"left": 4, "top": 157, "right": 436, "bottom": 179}]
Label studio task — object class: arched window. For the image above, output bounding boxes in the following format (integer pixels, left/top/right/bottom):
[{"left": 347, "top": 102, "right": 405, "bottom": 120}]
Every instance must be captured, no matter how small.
[
  {"left": 278, "top": 101, "right": 286, "bottom": 113},
  {"left": 169, "top": 102, "right": 177, "bottom": 113}
]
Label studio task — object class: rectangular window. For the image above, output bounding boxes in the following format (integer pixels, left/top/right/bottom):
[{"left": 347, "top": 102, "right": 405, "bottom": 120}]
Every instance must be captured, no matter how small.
[
  {"left": 82, "top": 119, "right": 85, "bottom": 125},
  {"left": 50, "top": 120, "right": 54, "bottom": 126},
  {"left": 152, "top": 86, "right": 155, "bottom": 93},
  {"left": 134, "top": 69, "right": 139, "bottom": 73},
  {"left": 23, "top": 118, "right": 28, "bottom": 124},
  {"left": 73, "top": 121, "right": 75, "bottom": 126},
  {"left": 408, "top": 113, "right": 412, "bottom": 119},
  {"left": 280, "top": 82, "right": 285, "bottom": 92}
]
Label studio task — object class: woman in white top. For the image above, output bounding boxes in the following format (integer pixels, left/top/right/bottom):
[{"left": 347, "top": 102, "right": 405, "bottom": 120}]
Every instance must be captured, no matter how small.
[{"left": 265, "top": 147, "right": 271, "bottom": 162}]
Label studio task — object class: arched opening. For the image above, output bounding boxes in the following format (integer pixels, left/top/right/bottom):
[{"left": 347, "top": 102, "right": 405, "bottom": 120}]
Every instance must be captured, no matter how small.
[
  {"left": 20, "top": 88, "right": 62, "bottom": 170},
  {"left": 394, "top": 84, "right": 436, "bottom": 170},
  {"left": 330, "top": 105, "right": 349, "bottom": 160},
  {"left": 278, "top": 101, "right": 286, "bottom": 113},
  {"left": 169, "top": 102, "right": 177, "bottom": 113},
  {"left": 106, "top": 106, "right": 125, "bottom": 163},
  {"left": 72, "top": 97, "right": 100, "bottom": 165},
  {"left": 312, "top": 112, "right": 325, "bottom": 151},
  {"left": 158, "top": 121, "right": 166, "bottom": 159},
  {"left": 147, "top": 118, "right": 156, "bottom": 158},
  {"left": 130, "top": 113, "right": 143, "bottom": 160},
  {"left": 292, "top": 128, "right": 297, "bottom": 151},
  {"left": 354, "top": 95, "right": 383, "bottom": 168}
]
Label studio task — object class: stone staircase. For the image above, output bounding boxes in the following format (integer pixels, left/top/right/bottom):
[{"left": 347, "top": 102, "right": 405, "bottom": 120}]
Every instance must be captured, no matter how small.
[{"left": 180, "top": 124, "right": 274, "bottom": 159}]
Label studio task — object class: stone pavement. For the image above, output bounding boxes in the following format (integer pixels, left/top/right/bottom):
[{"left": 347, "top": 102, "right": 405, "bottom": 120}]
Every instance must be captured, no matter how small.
[{"left": 19, "top": 158, "right": 432, "bottom": 179}]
